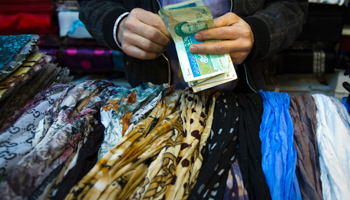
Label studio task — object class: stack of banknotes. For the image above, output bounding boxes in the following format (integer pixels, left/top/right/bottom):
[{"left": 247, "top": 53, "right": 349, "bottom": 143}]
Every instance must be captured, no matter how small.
[{"left": 159, "top": 0, "right": 237, "bottom": 92}]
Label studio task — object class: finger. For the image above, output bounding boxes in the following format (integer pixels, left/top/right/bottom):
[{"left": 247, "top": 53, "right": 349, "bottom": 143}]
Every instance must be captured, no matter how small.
[
  {"left": 122, "top": 43, "right": 162, "bottom": 60},
  {"left": 131, "top": 8, "right": 171, "bottom": 42},
  {"left": 189, "top": 40, "right": 251, "bottom": 55},
  {"left": 229, "top": 52, "right": 249, "bottom": 65},
  {"left": 140, "top": 14, "right": 172, "bottom": 39},
  {"left": 214, "top": 12, "right": 240, "bottom": 27},
  {"left": 124, "top": 17, "right": 171, "bottom": 47},
  {"left": 194, "top": 26, "right": 241, "bottom": 41},
  {"left": 123, "top": 32, "right": 167, "bottom": 53}
]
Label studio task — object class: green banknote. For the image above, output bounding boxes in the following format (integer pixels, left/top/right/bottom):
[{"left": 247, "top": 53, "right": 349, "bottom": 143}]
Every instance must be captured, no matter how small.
[
  {"left": 159, "top": 0, "right": 237, "bottom": 91},
  {"left": 161, "top": 0, "right": 204, "bottom": 10}
]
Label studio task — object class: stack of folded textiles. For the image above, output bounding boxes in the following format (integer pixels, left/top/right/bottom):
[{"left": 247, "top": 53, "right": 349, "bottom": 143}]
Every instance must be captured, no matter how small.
[
  {"left": 0, "top": 34, "right": 72, "bottom": 130},
  {"left": 0, "top": 0, "right": 57, "bottom": 35},
  {"left": 0, "top": 76, "right": 349, "bottom": 199}
]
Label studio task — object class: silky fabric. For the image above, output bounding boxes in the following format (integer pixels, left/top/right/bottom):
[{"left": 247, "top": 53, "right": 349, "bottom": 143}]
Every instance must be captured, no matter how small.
[
  {"left": 50, "top": 121, "right": 105, "bottom": 200},
  {"left": 65, "top": 89, "right": 182, "bottom": 200},
  {"left": 123, "top": 91, "right": 165, "bottom": 136},
  {"left": 236, "top": 93, "right": 271, "bottom": 200},
  {"left": 0, "top": 114, "right": 90, "bottom": 199},
  {"left": 0, "top": 85, "right": 68, "bottom": 178},
  {"left": 32, "top": 80, "right": 113, "bottom": 146},
  {"left": 259, "top": 91, "right": 302, "bottom": 200},
  {"left": 59, "top": 47, "right": 114, "bottom": 72},
  {"left": 289, "top": 94, "right": 323, "bottom": 200},
  {"left": 131, "top": 89, "right": 218, "bottom": 200},
  {"left": 0, "top": 83, "right": 69, "bottom": 132},
  {"left": 0, "top": 12, "right": 56, "bottom": 35},
  {"left": 189, "top": 91, "right": 239, "bottom": 200},
  {"left": 0, "top": 62, "right": 66, "bottom": 129},
  {"left": 312, "top": 94, "right": 350, "bottom": 200},
  {"left": 224, "top": 160, "right": 249, "bottom": 200},
  {"left": 0, "top": 80, "right": 114, "bottom": 199},
  {"left": 0, "top": 34, "right": 39, "bottom": 81},
  {"left": 28, "top": 134, "right": 81, "bottom": 200},
  {"left": 129, "top": 117, "right": 184, "bottom": 200},
  {"left": 98, "top": 83, "right": 170, "bottom": 160}
]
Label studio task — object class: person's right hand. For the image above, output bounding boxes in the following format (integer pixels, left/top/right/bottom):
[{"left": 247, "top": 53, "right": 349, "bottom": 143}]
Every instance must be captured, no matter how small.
[{"left": 117, "top": 8, "right": 171, "bottom": 60}]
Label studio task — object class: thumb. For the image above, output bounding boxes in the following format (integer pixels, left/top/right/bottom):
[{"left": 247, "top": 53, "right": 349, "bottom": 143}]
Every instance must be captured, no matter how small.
[{"left": 214, "top": 12, "right": 240, "bottom": 28}]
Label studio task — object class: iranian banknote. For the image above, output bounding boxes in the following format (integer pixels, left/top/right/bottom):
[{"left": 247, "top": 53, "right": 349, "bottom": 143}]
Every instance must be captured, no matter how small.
[{"left": 159, "top": 0, "right": 237, "bottom": 91}]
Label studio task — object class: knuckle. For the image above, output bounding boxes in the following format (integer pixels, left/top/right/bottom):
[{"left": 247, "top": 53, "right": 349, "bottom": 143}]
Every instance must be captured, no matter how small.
[
  {"left": 122, "top": 33, "right": 131, "bottom": 41},
  {"left": 145, "top": 29, "right": 156, "bottom": 39},
  {"left": 241, "top": 29, "right": 251, "bottom": 38},
  {"left": 215, "top": 44, "right": 225, "bottom": 54},
  {"left": 227, "top": 12, "right": 235, "bottom": 18},
  {"left": 122, "top": 45, "right": 132, "bottom": 54},
  {"left": 151, "top": 17, "right": 162, "bottom": 28},
  {"left": 131, "top": 8, "right": 142, "bottom": 16},
  {"left": 144, "top": 40, "right": 154, "bottom": 50},
  {"left": 123, "top": 20, "right": 134, "bottom": 30},
  {"left": 217, "top": 29, "right": 226, "bottom": 38}
]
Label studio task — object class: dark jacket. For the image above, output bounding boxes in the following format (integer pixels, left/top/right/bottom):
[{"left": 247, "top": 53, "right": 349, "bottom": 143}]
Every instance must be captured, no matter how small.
[{"left": 78, "top": 0, "right": 308, "bottom": 90}]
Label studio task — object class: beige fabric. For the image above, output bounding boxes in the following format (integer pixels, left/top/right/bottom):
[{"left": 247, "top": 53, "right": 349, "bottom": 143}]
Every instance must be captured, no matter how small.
[{"left": 65, "top": 89, "right": 219, "bottom": 200}]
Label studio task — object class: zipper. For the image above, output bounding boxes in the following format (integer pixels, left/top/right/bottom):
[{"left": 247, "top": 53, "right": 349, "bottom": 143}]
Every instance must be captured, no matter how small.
[
  {"left": 230, "top": 0, "right": 256, "bottom": 93},
  {"left": 162, "top": 54, "right": 172, "bottom": 85},
  {"left": 156, "top": 0, "right": 161, "bottom": 9},
  {"left": 156, "top": 0, "right": 172, "bottom": 85}
]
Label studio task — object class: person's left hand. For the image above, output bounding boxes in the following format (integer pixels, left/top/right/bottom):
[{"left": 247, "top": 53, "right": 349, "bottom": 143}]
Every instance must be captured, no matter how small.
[{"left": 189, "top": 12, "right": 254, "bottom": 65}]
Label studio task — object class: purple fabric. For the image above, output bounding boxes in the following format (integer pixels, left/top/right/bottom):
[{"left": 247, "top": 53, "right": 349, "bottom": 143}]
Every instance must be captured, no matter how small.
[
  {"left": 160, "top": 0, "right": 230, "bottom": 18},
  {"left": 59, "top": 47, "right": 114, "bottom": 72}
]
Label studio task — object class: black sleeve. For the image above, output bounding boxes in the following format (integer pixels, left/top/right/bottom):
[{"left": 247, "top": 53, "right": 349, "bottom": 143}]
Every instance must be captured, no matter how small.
[
  {"left": 78, "top": 0, "right": 129, "bottom": 51},
  {"left": 243, "top": 0, "right": 309, "bottom": 61}
]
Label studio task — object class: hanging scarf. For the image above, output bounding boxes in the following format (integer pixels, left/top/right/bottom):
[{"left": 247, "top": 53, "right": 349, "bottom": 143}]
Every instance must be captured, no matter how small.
[
  {"left": 131, "top": 89, "right": 219, "bottom": 200},
  {"left": 98, "top": 82, "right": 171, "bottom": 159},
  {"left": 236, "top": 93, "right": 271, "bottom": 200},
  {"left": 224, "top": 159, "right": 249, "bottom": 200},
  {"left": 289, "top": 94, "right": 323, "bottom": 200},
  {"left": 312, "top": 94, "right": 350, "bottom": 200},
  {"left": 189, "top": 91, "right": 239, "bottom": 200},
  {"left": 259, "top": 91, "right": 301, "bottom": 200},
  {"left": 65, "top": 89, "right": 182, "bottom": 199}
]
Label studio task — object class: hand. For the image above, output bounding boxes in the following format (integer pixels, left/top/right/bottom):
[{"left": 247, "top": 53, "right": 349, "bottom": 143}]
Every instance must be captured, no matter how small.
[
  {"left": 117, "top": 8, "right": 171, "bottom": 60},
  {"left": 189, "top": 12, "right": 254, "bottom": 65}
]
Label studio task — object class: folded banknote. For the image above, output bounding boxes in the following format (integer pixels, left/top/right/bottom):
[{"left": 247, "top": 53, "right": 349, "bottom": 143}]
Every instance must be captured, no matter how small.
[{"left": 159, "top": 0, "right": 237, "bottom": 92}]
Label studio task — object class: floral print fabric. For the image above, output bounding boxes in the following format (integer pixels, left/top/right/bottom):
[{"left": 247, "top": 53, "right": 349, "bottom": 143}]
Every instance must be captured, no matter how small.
[
  {"left": 98, "top": 82, "right": 171, "bottom": 160},
  {"left": 2, "top": 79, "right": 350, "bottom": 200},
  {"left": 0, "top": 84, "right": 69, "bottom": 178},
  {"left": 0, "top": 80, "right": 114, "bottom": 199}
]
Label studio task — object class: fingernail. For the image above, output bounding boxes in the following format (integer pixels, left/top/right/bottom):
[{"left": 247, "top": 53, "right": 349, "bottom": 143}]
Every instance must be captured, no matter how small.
[
  {"left": 190, "top": 46, "right": 198, "bottom": 53},
  {"left": 195, "top": 33, "right": 202, "bottom": 40}
]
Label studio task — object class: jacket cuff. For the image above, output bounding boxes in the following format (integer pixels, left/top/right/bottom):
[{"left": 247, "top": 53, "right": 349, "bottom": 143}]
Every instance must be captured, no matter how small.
[
  {"left": 244, "top": 16, "right": 270, "bottom": 61},
  {"left": 102, "top": 8, "right": 128, "bottom": 51}
]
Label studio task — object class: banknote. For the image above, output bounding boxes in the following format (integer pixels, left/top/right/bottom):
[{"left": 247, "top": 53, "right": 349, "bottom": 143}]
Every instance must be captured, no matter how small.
[
  {"left": 161, "top": 0, "right": 204, "bottom": 10},
  {"left": 191, "top": 63, "right": 236, "bottom": 92},
  {"left": 159, "top": 0, "right": 237, "bottom": 91}
]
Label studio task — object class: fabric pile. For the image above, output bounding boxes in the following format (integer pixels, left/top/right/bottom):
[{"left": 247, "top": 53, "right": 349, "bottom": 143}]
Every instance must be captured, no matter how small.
[
  {"left": 0, "top": 78, "right": 349, "bottom": 200},
  {"left": 0, "top": 34, "right": 72, "bottom": 133},
  {"left": 33, "top": 0, "right": 125, "bottom": 73},
  {"left": 0, "top": 0, "right": 57, "bottom": 35}
]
